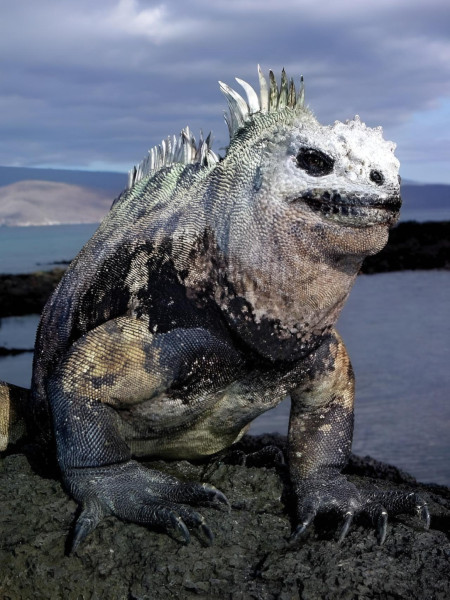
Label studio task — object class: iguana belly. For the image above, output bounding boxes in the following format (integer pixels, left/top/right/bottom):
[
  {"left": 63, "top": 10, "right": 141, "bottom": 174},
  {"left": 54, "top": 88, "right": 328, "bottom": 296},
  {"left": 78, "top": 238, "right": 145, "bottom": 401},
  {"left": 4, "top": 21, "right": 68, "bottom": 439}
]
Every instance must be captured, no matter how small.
[{"left": 114, "top": 377, "right": 287, "bottom": 459}]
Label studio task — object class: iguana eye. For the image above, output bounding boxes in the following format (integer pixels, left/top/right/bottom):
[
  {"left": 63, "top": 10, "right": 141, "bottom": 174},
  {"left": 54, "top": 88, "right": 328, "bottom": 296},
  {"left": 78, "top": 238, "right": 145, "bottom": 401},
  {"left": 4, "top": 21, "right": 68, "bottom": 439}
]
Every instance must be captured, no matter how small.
[
  {"left": 370, "top": 169, "right": 384, "bottom": 185},
  {"left": 295, "top": 148, "right": 334, "bottom": 177}
]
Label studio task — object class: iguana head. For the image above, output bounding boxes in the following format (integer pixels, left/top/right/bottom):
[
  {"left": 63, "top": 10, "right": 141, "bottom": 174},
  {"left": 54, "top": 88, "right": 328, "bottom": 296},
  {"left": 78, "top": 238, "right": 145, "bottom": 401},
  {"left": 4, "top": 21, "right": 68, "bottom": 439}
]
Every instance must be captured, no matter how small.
[
  {"left": 210, "top": 67, "right": 402, "bottom": 360},
  {"left": 281, "top": 114, "right": 401, "bottom": 228},
  {"left": 219, "top": 66, "right": 401, "bottom": 257}
]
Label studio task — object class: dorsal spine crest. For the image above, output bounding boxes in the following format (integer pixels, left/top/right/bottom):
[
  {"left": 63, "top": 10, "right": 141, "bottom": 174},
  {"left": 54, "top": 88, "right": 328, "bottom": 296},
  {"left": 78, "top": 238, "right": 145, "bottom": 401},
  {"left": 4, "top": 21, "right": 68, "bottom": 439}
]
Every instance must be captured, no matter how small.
[
  {"left": 219, "top": 66, "right": 305, "bottom": 139},
  {"left": 128, "top": 66, "right": 305, "bottom": 190},
  {"left": 128, "top": 127, "right": 219, "bottom": 190}
]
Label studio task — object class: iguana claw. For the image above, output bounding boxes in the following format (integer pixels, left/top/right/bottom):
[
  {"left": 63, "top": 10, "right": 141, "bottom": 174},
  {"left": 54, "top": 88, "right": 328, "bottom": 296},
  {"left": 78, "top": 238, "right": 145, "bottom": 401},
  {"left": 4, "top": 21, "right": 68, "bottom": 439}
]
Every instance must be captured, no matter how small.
[
  {"left": 374, "top": 508, "right": 388, "bottom": 545},
  {"left": 289, "top": 519, "right": 312, "bottom": 542},
  {"left": 200, "top": 522, "right": 215, "bottom": 545},
  {"left": 170, "top": 513, "right": 191, "bottom": 544},
  {"left": 418, "top": 501, "right": 431, "bottom": 529},
  {"left": 337, "top": 511, "right": 354, "bottom": 543},
  {"left": 199, "top": 483, "right": 230, "bottom": 509},
  {"left": 71, "top": 499, "right": 104, "bottom": 553}
]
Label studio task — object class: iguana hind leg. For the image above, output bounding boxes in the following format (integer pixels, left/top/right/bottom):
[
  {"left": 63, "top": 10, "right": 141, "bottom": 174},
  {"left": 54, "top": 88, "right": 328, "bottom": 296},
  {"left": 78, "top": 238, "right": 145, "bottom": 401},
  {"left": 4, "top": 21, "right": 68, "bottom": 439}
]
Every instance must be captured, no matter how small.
[{"left": 47, "top": 316, "right": 234, "bottom": 551}]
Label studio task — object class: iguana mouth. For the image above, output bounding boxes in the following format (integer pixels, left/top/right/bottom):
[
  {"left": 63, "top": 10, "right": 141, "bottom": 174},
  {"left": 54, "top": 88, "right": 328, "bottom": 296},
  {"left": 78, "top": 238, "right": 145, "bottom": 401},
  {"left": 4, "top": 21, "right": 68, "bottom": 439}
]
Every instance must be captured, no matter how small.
[{"left": 299, "top": 190, "right": 402, "bottom": 226}]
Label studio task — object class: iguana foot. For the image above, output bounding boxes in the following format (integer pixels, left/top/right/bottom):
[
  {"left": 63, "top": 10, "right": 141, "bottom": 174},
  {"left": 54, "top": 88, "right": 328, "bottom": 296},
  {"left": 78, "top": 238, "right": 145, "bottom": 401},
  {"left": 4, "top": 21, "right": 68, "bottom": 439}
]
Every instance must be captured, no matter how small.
[
  {"left": 290, "top": 475, "right": 430, "bottom": 544},
  {"left": 64, "top": 460, "right": 229, "bottom": 552}
]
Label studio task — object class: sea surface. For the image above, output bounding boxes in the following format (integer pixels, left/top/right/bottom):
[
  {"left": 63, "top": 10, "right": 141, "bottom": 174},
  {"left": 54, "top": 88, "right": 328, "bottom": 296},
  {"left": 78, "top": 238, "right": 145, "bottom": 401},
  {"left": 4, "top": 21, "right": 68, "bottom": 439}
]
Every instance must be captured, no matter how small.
[
  {"left": 0, "top": 220, "right": 449, "bottom": 485},
  {"left": 0, "top": 223, "right": 99, "bottom": 274}
]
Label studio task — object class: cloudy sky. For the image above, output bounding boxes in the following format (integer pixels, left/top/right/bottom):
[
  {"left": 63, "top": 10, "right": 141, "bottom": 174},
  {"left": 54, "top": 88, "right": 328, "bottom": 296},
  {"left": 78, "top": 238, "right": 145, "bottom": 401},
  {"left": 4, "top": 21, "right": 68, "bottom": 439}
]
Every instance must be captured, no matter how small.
[{"left": 1, "top": 0, "right": 449, "bottom": 183}]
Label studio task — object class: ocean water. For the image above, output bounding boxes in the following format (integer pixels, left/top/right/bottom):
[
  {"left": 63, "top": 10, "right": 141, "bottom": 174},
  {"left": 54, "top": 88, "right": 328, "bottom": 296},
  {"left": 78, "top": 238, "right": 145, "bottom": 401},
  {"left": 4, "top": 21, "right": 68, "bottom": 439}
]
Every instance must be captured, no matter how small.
[
  {"left": 0, "top": 222, "right": 449, "bottom": 485},
  {"left": 0, "top": 223, "right": 98, "bottom": 274}
]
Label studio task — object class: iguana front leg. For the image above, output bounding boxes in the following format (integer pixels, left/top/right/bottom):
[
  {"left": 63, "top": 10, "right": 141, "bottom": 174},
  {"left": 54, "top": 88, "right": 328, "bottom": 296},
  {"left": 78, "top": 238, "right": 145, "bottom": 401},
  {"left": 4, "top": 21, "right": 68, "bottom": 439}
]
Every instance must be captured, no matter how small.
[
  {"left": 47, "top": 317, "right": 235, "bottom": 551},
  {"left": 288, "top": 330, "right": 430, "bottom": 543}
]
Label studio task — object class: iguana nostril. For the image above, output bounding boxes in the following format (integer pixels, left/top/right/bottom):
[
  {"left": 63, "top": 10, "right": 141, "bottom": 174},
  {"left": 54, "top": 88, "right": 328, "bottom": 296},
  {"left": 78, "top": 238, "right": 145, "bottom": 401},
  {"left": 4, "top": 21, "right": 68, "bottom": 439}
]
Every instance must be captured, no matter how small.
[{"left": 370, "top": 170, "right": 384, "bottom": 185}]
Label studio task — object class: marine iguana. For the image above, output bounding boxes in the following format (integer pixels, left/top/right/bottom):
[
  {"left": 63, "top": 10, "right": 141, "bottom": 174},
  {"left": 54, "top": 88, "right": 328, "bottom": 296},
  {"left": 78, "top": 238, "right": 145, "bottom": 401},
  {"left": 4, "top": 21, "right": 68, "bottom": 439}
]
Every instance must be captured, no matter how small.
[{"left": 0, "top": 66, "right": 429, "bottom": 551}]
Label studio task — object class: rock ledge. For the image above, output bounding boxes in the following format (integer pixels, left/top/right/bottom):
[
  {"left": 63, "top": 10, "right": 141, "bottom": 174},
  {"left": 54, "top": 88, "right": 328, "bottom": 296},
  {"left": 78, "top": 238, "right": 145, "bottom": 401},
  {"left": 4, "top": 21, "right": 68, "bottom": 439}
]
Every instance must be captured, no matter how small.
[{"left": 1, "top": 435, "right": 449, "bottom": 600}]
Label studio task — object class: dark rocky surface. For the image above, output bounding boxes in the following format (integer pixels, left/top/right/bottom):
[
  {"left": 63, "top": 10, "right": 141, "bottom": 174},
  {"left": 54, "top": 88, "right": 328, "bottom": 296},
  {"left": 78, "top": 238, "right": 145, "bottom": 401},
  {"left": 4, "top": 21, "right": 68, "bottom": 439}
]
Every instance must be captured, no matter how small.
[
  {"left": 0, "top": 268, "right": 65, "bottom": 318},
  {"left": 1, "top": 435, "right": 449, "bottom": 600},
  {"left": 361, "top": 221, "right": 450, "bottom": 274}
]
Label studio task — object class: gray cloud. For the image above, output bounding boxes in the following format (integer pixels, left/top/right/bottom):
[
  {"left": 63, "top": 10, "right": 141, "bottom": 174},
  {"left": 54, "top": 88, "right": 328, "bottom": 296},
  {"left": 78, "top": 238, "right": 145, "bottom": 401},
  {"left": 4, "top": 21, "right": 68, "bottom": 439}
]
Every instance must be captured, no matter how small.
[{"left": 0, "top": 0, "right": 449, "bottom": 182}]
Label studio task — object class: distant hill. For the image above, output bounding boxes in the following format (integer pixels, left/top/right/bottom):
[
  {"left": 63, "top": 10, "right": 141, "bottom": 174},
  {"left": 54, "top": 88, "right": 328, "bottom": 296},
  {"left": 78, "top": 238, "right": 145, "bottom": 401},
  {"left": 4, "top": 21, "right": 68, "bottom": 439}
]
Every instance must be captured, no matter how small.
[
  {"left": 0, "top": 165, "right": 448, "bottom": 226},
  {"left": 0, "top": 180, "right": 112, "bottom": 226},
  {"left": 0, "top": 166, "right": 127, "bottom": 226}
]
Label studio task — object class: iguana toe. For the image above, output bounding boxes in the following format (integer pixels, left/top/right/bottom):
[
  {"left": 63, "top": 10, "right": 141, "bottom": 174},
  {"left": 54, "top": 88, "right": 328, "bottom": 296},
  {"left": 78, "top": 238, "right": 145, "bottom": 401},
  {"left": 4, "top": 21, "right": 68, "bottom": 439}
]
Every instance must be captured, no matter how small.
[{"left": 362, "top": 489, "right": 430, "bottom": 542}]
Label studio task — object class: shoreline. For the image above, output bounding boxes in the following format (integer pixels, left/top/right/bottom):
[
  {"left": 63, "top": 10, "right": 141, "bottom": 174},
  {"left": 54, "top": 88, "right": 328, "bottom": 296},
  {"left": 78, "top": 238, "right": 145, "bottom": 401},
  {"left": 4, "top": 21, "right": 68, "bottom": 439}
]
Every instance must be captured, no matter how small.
[{"left": 361, "top": 220, "right": 450, "bottom": 274}]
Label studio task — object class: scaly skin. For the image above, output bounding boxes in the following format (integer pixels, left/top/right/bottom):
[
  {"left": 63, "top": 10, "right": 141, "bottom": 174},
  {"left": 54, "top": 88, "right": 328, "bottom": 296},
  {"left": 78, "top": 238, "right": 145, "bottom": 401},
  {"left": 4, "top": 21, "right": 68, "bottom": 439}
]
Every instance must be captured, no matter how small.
[{"left": 0, "top": 67, "right": 428, "bottom": 550}]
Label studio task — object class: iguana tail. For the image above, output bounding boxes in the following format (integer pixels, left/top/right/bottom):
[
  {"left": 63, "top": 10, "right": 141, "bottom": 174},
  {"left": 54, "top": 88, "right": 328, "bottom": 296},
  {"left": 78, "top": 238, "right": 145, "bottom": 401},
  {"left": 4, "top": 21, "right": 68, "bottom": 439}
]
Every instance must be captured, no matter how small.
[{"left": 0, "top": 380, "right": 29, "bottom": 451}]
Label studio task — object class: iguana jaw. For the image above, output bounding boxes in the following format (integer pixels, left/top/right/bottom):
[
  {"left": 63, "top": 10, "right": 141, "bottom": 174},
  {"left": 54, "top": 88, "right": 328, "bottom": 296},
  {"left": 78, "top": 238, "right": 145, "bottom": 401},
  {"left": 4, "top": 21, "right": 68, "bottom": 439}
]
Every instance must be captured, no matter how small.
[{"left": 296, "top": 189, "right": 402, "bottom": 228}]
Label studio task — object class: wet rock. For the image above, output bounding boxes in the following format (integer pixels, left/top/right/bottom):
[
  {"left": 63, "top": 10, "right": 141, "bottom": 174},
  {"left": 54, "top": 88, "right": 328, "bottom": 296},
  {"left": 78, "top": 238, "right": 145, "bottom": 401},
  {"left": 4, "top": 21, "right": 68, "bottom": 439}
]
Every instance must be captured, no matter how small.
[
  {"left": 1, "top": 435, "right": 449, "bottom": 600},
  {"left": 0, "top": 268, "right": 65, "bottom": 317},
  {"left": 361, "top": 221, "right": 450, "bottom": 274}
]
